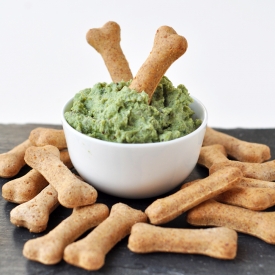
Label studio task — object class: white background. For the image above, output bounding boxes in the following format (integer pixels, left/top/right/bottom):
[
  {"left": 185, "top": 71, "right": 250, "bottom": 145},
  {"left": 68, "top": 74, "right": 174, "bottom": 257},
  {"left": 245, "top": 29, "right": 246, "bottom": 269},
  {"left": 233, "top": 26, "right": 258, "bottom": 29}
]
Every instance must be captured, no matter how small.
[{"left": 0, "top": 0, "right": 274, "bottom": 128}]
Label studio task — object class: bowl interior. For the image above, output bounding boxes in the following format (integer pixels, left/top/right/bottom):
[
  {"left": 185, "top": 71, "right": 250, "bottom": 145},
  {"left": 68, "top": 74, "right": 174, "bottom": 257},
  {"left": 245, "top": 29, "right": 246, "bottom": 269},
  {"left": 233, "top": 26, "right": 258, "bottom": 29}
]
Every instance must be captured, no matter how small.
[{"left": 62, "top": 95, "right": 207, "bottom": 142}]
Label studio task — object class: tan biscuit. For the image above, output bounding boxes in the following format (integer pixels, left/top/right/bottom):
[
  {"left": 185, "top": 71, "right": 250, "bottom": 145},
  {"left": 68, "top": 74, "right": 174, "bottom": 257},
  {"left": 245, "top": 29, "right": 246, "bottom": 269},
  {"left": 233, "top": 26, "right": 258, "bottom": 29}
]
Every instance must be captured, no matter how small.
[
  {"left": 23, "top": 203, "right": 109, "bottom": 265},
  {"left": 2, "top": 169, "right": 48, "bottom": 204},
  {"left": 203, "top": 127, "right": 271, "bottom": 163},
  {"left": 29, "top": 127, "right": 67, "bottom": 150},
  {"left": 128, "top": 223, "right": 237, "bottom": 260},
  {"left": 198, "top": 144, "right": 228, "bottom": 168},
  {"left": 86, "top": 21, "right": 133, "bottom": 82},
  {"left": 10, "top": 184, "right": 59, "bottom": 233},
  {"left": 2, "top": 150, "right": 73, "bottom": 204},
  {"left": 63, "top": 203, "right": 147, "bottom": 271},
  {"left": 0, "top": 139, "right": 32, "bottom": 178},
  {"left": 209, "top": 160, "right": 275, "bottom": 181},
  {"left": 215, "top": 186, "right": 275, "bottom": 211},
  {"left": 129, "top": 26, "right": 187, "bottom": 102},
  {"left": 59, "top": 150, "right": 74, "bottom": 168},
  {"left": 236, "top": 177, "right": 275, "bottom": 189},
  {"left": 24, "top": 145, "right": 97, "bottom": 208},
  {"left": 187, "top": 199, "right": 275, "bottom": 244},
  {"left": 145, "top": 166, "right": 242, "bottom": 225},
  {"left": 181, "top": 177, "right": 275, "bottom": 211}
]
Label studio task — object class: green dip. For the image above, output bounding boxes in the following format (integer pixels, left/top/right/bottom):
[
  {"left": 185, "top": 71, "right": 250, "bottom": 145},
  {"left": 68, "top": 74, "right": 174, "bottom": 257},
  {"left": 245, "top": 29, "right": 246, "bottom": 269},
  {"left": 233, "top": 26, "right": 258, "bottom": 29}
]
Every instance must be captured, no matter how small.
[{"left": 64, "top": 76, "right": 201, "bottom": 143}]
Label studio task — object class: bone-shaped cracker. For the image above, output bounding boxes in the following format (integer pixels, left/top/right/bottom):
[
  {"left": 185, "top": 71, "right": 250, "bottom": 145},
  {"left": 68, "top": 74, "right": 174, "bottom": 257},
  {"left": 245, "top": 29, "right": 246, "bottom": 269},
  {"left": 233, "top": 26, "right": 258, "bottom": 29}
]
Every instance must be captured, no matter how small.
[
  {"left": 24, "top": 145, "right": 97, "bottom": 208},
  {"left": 209, "top": 160, "right": 275, "bottom": 181},
  {"left": 198, "top": 144, "right": 228, "bottom": 168},
  {"left": 10, "top": 184, "right": 59, "bottom": 233},
  {"left": 86, "top": 21, "right": 133, "bottom": 83},
  {"left": 63, "top": 203, "right": 147, "bottom": 271},
  {"left": 215, "top": 186, "right": 275, "bottom": 211},
  {"left": 0, "top": 139, "right": 32, "bottom": 178},
  {"left": 29, "top": 127, "right": 67, "bottom": 150},
  {"left": 129, "top": 26, "right": 187, "bottom": 102},
  {"left": 187, "top": 199, "right": 275, "bottom": 244},
  {"left": 203, "top": 127, "right": 271, "bottom": 163},
  {"left": 128, "top": 223, "right": 237, "bottom": 260},
  {"left": 145, "top": 166, "right": 242, "bottom": 225},
  {"left": 23, "top": 203, "right": 109, "bottom": 264},
  {"left": 181, "top": 176, "right": 275, "bottom": 211},
  {"left": 236, "top": 177, "right": 275, "bottom": 189},
  {"left": 2, "top": 169, "right": 48, "bottom": 204},
  {"left": 2, "top": 150, "right": 73, "bottom": 204}
]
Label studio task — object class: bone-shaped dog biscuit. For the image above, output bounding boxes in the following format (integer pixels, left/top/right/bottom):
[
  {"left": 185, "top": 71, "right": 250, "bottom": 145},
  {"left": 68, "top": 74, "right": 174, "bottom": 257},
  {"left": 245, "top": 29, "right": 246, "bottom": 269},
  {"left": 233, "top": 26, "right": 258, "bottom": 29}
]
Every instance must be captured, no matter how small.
[
  {"left": 2, "top": 150, "right": 73, "bottom": 204},
  {"left": 181, "top": 177, "right": 275, "bottom": 211},
  {"left": 236, "top": 177, "right": 275, "bottom": 189},
  {"left": 0, "top": 139, "right": 32, "bottom": 178},
  {"left": 215, "top": 186, "right": 275, "bottom": 211},
  {"left": 209, "top": 160, "right": 275, "bottom": 181},
  {"left": 187, "top": 199, "right": 275, "bottom": 244},
  {"left": 10, "top": 184, "right": 59, "bottom": 233},
  {"left": 29, "top": 127, "right": 67, "bottom": 150},
  {"left": 86, "top": 21, "right": 133, "bottom": 82},
  {"left": 129, "top": 26, "right": 187, "bottom": 102},
  {"left": 23, "top": 203, "right": 109, "bottom": 264},
  {"left": 128, "top": 223, "right": 237, "bottom": 260},
  {"left": 2, "top": 168, "right": 48, "bottom": 204},
  {"left": 203, "top": 127, "right": 271, "bottom": 163},
  {"left": 198, "top": 144, "right": 228, "bottom": 168},
  {"left": 145, "top": 166, "right": 242, "bottom": 225},
  {"left": 24, "top": 145, "right": 97, "bottom": 208},
  {"left": 63, "top": 203, "right": 147, "bottom": 271}
]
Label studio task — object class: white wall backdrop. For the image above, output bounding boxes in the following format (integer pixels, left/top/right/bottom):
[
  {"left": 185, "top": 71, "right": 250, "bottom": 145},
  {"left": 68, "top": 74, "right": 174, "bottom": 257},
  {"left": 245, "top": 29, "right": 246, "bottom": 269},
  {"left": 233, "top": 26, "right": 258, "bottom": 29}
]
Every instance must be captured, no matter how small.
[{"left": 0, "top": 0, "right": 274, "bottom": 128}]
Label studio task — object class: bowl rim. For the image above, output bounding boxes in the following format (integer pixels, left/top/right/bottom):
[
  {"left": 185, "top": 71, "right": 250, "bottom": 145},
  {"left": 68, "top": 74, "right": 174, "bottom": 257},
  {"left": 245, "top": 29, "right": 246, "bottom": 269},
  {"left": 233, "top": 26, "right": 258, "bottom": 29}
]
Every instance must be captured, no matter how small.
[{"left": 61, "top": 94, "right": 208, "bottom": 148}]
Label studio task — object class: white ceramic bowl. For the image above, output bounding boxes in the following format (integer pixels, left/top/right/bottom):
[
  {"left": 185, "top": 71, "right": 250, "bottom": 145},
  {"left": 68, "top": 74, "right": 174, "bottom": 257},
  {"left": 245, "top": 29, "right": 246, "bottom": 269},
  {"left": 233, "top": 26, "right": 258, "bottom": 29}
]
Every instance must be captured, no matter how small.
[{"left": 61, "top": 95, "right": 207, "bottom": 199}]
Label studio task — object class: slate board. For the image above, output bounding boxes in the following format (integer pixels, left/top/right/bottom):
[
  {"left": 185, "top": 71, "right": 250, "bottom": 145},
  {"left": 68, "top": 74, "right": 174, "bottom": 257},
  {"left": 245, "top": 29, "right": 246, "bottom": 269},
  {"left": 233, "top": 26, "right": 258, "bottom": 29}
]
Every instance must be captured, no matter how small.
[{"left": 1, "top": 124, "right": 275, "bottom": 275}]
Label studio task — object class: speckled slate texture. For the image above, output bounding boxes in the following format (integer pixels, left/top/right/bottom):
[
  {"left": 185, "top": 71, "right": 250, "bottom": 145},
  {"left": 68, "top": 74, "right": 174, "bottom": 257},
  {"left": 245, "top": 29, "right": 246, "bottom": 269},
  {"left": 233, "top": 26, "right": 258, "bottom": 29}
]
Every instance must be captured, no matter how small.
[{"left": 1, "top": 124, "right": 275, "bottom": 275}]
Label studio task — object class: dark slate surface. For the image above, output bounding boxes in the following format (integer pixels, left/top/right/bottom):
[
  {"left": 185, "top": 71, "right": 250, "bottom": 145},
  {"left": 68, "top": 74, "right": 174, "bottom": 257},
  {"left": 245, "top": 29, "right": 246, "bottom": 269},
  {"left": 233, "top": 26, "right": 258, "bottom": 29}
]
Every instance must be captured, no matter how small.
[{"left": 1, "top": 124, "right": 275, "bottom": 275}]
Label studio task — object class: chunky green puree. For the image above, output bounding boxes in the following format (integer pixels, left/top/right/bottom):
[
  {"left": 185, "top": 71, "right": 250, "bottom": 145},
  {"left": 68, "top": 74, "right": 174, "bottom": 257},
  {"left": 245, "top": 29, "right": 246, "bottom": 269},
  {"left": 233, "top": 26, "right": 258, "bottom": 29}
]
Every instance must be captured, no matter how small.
[{"left": 65, "top": 76, "right": 201, "bottom": 143}]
